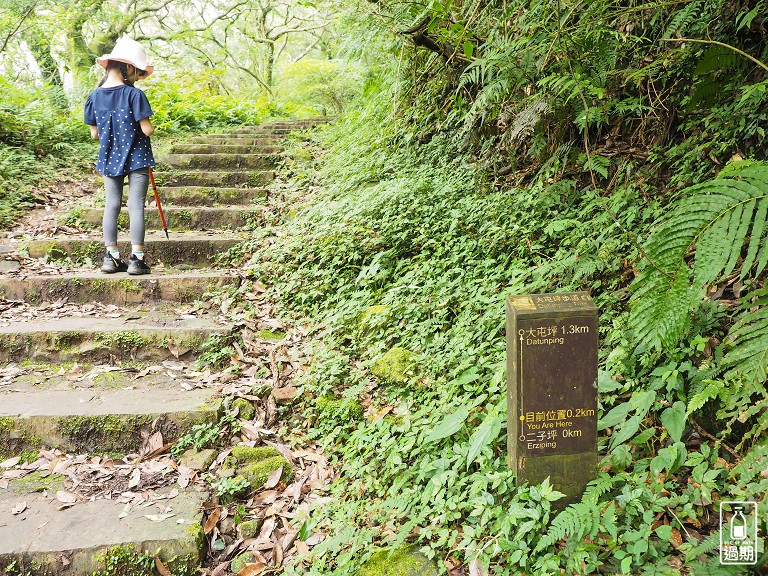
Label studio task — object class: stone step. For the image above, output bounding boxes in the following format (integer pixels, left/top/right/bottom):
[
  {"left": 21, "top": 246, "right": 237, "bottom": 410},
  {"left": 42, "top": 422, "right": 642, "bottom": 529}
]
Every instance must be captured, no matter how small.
[
  {"left": 0, "top": 314, "right": 229, "bottom": 363},
  {"left": 160, "top": 153, "right": 276, "bottom": 170},
  {"left": 169, "top": 143, "right": 281, "bottom": 155},
  {"left": 25, "top": 233, "right": 246, "bottom": 266},
  {"left": 153, "top": 170, "right": 273, "bottom": 188},
  {"left": 0, "top": 270, "right": 240, "bottom": 305},
  {"left": 0, "top": 377, "right": 219, "bottom": 455},
  {"left": 233, "top": 120, "right": 329, "bottom": 133},
  {"left": 185, "top": 135, "right": 283, "bottom": 146},
  {"left": 79, "top": 206, "right": 262, "bottom": 231},
  {"left": 0, "top": 488, "right": 205, "bottom": 575},
  {"left": 156, "top": 186, "right": 267, "bottom": 206}
]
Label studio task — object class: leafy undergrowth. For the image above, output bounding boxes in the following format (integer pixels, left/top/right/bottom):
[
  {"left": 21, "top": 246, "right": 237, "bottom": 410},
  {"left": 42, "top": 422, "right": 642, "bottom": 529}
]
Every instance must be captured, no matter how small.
[
  {"left": 238, "top": 83, "right": 768, "bottom": 575},
  {"left": 0, "top": 80, "right": 97, "bottom": 229}
]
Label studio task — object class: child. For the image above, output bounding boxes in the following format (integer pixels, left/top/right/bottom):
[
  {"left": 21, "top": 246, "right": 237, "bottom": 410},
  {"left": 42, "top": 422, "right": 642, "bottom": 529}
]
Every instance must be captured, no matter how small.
[{"left": 84, "top": 37, "right": 155, "bottom": 275}]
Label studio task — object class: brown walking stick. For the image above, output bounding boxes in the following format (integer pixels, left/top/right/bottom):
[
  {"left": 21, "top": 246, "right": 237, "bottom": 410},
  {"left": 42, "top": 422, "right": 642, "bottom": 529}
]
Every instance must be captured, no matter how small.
[{"left": 148, "top": 167, "right": 169, "bottom": 239}]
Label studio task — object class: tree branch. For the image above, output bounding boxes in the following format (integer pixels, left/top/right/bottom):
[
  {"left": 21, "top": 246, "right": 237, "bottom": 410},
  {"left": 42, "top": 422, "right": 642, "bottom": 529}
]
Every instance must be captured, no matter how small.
[
  {"left": 1, "top": 0, "right": 37, "bottom": 54},
  {"left": 660, "top": 37, "right": 768, "bottom": 73}
]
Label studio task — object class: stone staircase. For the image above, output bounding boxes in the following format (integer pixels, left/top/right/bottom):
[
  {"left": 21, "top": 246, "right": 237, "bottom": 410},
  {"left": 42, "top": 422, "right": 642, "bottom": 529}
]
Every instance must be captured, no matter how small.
[{"left": 0, "top": 118, "right": 327, "bottom": 574}]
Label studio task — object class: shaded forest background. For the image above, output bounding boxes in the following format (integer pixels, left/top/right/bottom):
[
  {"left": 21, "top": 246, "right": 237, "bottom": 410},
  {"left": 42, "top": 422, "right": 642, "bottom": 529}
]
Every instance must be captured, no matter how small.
[{"left": 2, "top": 0, "right": 768, "bottom": 574}]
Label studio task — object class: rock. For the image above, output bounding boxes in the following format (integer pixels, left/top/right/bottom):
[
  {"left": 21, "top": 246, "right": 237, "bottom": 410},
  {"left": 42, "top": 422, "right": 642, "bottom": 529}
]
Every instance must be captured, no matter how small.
[
  {"left": 220, "top": 516, "right": 236, "bottom": 536},
  {"left": 180, "top": 448, "right": 218, "bottom": 471},
  {"left": 251, "top": 383, "right": 273, "bottom": 398},
  {"left": 231, "top": 445, "right": 281, "bottom": 463},
  {"left": 0, "top": 489, "right": 205, "bottom": 574},
  {"left": 272, "top": 385, "right": 298, "bottom": 404},
  {"left": 240, "top": 456, "right": 293, "bottom": 488},
  {"left": 231, "top": 398, "right": 255, "bottom": 420},
  {"left": 237, "top": 519, "right": 263, "bottom": 539},
  {"left": 356, "top": 305, "right": 390, "bottom": 338},
  {"left": 0, "top": 260, "right": 20, "bottom": 273},
  {"left": 316, "top": 396, "right": 364, "bottom": 426},
  {"left": 357, "top": 547, "right": 439, "bottom": 576},
  {"left": 370, "top": 347, "right": 416, "bottom": 383},
  {"left": 230, "top": 551, "right": 256, "bottom": 574}
]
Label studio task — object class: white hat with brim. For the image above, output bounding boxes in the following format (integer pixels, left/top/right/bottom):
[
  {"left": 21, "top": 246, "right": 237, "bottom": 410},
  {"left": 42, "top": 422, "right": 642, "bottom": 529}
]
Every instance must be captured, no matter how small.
[{"left": 96, "top": 37, "right": 154, "bottom": 76}]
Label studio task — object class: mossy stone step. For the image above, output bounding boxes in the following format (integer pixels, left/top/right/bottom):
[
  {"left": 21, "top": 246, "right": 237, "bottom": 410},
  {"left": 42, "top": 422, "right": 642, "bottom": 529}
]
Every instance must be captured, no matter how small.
[
  {"left": 0, "top": 315, "right": 227, "bottom": 363},
  {"left": 78, "top": 206, "right": 262, "bottom": 231},
  {"left": 153, "top": 169, "right": 274, "bottom": 187},
  {"left": 160, "top": 153, "right": 276, "bottom": 170},
  {"left": 155, "top": 186, "right": 267, "bottom": 206},
  {"left": 0, "top": 384, "right": 218, "bottom": 456},
  {"left": 169, "top": 144, "right": 281, "bottom": 155},
  {"left": 0, "top": 270, "right": 239, "bottom": 305},
  {"left": 0, "top": 489, "right": 205, "bottom": 575},
  {"left": 25, "top": 233, "right": 246, "bottom": 266},
  {"left": 185, "top": 136, "right": 283, "bottom": 146}
]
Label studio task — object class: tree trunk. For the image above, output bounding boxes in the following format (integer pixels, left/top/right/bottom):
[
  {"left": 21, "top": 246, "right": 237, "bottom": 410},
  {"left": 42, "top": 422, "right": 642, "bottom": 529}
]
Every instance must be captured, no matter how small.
[{"left": 23, "top": 27, "right": 68, "bottom": 108}]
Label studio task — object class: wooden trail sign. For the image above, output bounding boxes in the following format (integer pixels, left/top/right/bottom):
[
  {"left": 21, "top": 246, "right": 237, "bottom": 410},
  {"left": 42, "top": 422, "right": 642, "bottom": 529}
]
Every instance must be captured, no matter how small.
[{"left": 506, "top": 292, "right": 598, "bottom": 504}]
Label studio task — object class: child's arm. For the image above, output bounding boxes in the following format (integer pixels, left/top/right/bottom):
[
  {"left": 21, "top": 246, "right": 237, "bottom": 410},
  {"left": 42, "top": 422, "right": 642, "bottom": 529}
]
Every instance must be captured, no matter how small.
[
  {"left": 139, "top": 118, "right": 154, "bottom": 137},
  {"left": 89, "top": 125, "right": 98, "bottom": 139}
]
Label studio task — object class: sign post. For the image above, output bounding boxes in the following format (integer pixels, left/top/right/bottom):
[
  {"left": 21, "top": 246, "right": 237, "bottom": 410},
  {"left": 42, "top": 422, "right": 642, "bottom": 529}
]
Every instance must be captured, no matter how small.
[{"left": 506, "top": 292, "right": 598, "bottom": 504}]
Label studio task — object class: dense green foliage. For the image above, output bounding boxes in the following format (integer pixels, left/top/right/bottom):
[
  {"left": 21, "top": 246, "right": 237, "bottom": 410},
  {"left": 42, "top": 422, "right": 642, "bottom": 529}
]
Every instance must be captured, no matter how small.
[
  {"left": 0, "top": 80, "right": 95, "bottom": 228},
  {"left": 245, "top": 0, "right": 768, "bottom": 574}
]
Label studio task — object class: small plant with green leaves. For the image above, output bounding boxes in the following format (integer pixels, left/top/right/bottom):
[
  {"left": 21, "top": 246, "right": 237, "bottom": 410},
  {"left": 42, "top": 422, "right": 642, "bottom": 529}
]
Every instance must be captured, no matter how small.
[
  {"left": 171, "top": 422, "right": 220, "bottom": 458},
  {"left": 214, "top": 475, "right": 251, "bottom": 498}
]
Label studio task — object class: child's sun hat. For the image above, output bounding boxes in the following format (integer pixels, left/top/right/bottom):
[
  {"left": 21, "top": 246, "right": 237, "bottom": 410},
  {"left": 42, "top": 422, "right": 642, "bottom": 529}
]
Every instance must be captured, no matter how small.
[{"left": 96, "top": 37, "right": 154, "bottom": 76}]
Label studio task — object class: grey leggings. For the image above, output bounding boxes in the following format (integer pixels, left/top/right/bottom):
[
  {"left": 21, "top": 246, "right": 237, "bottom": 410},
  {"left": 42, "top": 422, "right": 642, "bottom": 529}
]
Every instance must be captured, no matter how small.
[{"left": 103, "top": 168, "right": 148, "bottom": 247}]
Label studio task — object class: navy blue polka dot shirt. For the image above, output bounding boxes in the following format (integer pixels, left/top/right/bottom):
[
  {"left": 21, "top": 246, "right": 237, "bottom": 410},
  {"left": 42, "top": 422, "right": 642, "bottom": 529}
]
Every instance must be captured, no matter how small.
[{"left": 84, "top": 85, "right": 155, "bottom": 177}]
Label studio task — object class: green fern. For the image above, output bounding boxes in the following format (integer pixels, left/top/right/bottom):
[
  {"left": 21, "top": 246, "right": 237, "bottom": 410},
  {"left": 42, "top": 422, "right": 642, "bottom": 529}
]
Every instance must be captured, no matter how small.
[
  {"left": 534, "top": 499, "right": 602, "bottom": 552},
  {"left": 685, "top": 379, "right": 727, "bottom": 416},
  {"left": 662, "top": 1, "right": 703, "bottom": 39},
  {"left": 629, "top": 163, "right": 768, "bottom": 350},
  {"left": 721, "top": 288, "right": 768, "bottom": 383},
  {"left": 693, "top": 46, "right": 743, "bottom": 77}
]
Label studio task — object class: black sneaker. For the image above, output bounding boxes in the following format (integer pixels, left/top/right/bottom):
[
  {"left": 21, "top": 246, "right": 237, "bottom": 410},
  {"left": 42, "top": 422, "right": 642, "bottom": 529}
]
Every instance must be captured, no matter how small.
[
  {"left": 127, "top": 254, "right": 151, "bottom": 275},
  {"left": 101, "top": 253, "right": 128, "bottom": 273}
]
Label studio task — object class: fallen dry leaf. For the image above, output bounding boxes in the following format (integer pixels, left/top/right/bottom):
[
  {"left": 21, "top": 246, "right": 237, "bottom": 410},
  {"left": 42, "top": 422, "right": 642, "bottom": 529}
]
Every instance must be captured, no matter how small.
[
  {"left": 263, "top": 467, "right": 283, "bottom": 489},
  {"left": 469, "top": 558, "right": 487, "bottom": 576},
  {"left": 56, "top": 491, "right": 77, "bottom": 504},
  {"left": 204, "top": 507, "right": 221, "bottom": 535},
  {"left": 236, "top": 561, "right": 266, "bottom": 576},
  {"left": 145, "top": 513, "right": 176, "bottom": 522},
  {"left": 128, "top": 468, "right": 141, "bottom": 489},
  {"left": 155, "top": 557, "right": 171, "bottom": 576},
  {"left": 11, "top": 501, "right": 27, "bottom": 515},
  {"left": 670, "top": 528, "right": 684, "bottom": 549}
]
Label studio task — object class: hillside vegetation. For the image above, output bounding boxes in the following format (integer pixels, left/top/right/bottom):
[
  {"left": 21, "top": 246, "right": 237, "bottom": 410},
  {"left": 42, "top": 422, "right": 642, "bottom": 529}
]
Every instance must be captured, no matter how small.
[
  {"left": 1, "top": 0, "right": 767, "bottom": 573},
  {"left": 248, "top": 1, "right": 768, "bottom": 574}
]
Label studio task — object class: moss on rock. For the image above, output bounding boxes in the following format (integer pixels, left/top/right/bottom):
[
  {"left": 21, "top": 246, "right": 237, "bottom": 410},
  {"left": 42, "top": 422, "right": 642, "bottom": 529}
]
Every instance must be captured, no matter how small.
[
  {"left": 5, "top": 471, "right": 65, "bottom": 495},
  {"left": 357, "top": 547, "right": 439, "bottom": 576},
  {"left": 371, "top": 347, "right": 416, "bottom": 383},
  {"left": 0, "top": 418, "right": 44, "bottom": 460},
  {"left": 230, "top": 552, "right": 256, "bottom": 574},
  {"left": 57, "top": 414, "right": 153, "bottom": 454},
  {"left": 258, "top": 329, "right": 285, "bottom": 341},
  {"left": 240, "top": 455, "right": 293, "bottom": 488},
  {"left": 231, "top": 398, "right": 255, "bottom": 421},
  {"left": 237, "top": 519, "right": 263, "bottom": 539},
  {"left": 316, "top": 396, "right": 364, "bottom": 425},
  {"left": 231, "top": 445, "right": 281, "bottom": 463}
]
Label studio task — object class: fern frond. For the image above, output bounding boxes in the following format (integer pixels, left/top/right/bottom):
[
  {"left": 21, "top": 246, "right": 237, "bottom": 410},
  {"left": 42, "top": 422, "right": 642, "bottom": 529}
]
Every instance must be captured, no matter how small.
[
  {"left": 629, "top": 164, "right": 768, "bottom": 350},
  {"left": 694, "top": 46, "right": 743, "bottom": 76},
  {"left": 534, "top": 500, "right": 601, "bottom": 553},
  {"left": 683, "top": 559, "right": 744, "bottom": 576},
  {"left": 722, "top": 289, "right": 768, "bottom": 383},
  {"left": 686, "top": 379, "right": 727, "bottom": 416},
  {"left": 662, "top": 2, "right": 702, "bottom": 39}
]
